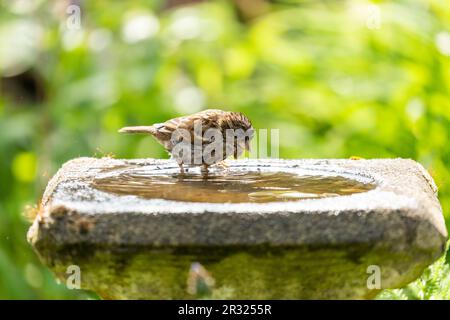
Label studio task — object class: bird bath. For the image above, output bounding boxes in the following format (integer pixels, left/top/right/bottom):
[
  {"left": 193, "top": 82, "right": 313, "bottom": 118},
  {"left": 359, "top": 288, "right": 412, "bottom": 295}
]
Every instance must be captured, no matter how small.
[{"left": 27, "top": 157, "right": 447, "bottom": 299}]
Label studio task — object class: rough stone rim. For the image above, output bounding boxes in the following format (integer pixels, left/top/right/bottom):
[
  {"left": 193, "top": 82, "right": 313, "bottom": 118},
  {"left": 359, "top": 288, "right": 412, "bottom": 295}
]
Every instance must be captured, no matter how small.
[{"left": 28, "top": 157, "right": 447, "bottom": 249}]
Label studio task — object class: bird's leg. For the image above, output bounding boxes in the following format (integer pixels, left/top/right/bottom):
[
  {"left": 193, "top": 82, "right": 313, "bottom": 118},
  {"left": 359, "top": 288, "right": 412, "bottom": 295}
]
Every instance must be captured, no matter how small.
[
  {"left": 179, "top": 163, "right": 185, "bottom": 175},
  {"left": 200, "top": 164, "right": 209, "bottom": 177}
]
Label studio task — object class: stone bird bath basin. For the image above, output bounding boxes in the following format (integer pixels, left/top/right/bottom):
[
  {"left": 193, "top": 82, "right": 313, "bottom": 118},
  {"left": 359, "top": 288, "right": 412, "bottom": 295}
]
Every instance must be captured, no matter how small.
[{"left": 27, "top": 157, "right": 447, "bottom": 299}]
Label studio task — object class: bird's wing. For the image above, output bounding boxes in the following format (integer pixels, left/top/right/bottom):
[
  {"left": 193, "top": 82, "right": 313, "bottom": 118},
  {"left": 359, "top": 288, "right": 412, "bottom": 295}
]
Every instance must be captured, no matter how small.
[{"left": 158, "top": 111, "right": 223, "bottom": 143}]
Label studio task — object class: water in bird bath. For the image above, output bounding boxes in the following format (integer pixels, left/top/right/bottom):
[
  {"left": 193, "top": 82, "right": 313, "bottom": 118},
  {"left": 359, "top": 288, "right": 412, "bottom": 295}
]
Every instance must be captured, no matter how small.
[{"left": 92, "top": 167, "right": 376, "bottom": 203}]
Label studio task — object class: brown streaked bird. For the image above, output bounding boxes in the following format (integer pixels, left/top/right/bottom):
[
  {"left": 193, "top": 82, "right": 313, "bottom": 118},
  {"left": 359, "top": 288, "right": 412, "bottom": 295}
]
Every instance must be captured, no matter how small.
[{"left": 119, "top": 109, "right": 254, "bottom": 174}]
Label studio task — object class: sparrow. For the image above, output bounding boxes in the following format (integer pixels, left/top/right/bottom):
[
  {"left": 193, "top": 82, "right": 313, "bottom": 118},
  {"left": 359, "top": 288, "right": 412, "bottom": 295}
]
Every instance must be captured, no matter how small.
[{"left": 119, "top": 109, "right": 254, "bottom": 174}]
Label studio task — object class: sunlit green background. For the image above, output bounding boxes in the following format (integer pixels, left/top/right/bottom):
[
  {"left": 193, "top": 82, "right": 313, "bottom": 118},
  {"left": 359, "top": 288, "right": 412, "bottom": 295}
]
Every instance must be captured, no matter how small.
[{"left": 1, "top": 0, "right": 449, "bottom": 299}]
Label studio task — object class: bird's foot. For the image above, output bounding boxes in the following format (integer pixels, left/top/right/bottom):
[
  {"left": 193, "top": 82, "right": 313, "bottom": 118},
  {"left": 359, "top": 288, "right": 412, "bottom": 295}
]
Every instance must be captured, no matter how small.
[
  {"left": 200, "top": 164, "right": 209, "bottom": 177},
  {"left": 217, "top": 160, "right": 229, "bottom": 168},
  {"left": 216, "top": 160, "right": 229, "bottom": 173}
]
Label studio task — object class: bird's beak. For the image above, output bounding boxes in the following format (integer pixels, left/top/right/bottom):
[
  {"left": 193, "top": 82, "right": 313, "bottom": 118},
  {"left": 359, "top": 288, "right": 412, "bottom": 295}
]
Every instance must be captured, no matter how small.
[{"left": 245, "top": 139, "right": 251, "bottom": 152}]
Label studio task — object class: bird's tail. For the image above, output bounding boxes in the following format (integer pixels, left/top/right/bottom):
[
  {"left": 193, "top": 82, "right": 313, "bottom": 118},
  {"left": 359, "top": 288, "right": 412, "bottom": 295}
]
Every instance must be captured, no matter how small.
[{"left": 118, "top": 126, "right": 156, "bottom": 134}]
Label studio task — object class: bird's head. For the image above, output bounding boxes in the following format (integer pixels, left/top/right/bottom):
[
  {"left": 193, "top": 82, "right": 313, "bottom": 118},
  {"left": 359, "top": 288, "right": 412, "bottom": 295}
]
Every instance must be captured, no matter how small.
[{"left": 229, "top": 112, "right": 254, "bottom": 157}]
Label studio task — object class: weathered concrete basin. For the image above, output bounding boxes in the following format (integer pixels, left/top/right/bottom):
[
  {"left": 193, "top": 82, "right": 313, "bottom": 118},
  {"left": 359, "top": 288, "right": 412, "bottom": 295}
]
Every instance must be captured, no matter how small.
[{"left": 27, "top": 157, "right": 447, "bottom": 299}]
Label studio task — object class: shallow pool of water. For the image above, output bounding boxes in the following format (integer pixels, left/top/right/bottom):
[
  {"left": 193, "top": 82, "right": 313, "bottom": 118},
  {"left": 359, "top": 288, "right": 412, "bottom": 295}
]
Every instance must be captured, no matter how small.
[{"left": 92, "top": 169, "right": 375, "bottom": 203}]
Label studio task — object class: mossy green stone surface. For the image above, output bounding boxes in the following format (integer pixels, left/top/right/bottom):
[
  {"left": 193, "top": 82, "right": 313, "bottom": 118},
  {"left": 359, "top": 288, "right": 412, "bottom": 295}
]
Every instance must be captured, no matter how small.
[{"left": 34, "top": 243, "right": 439, "bottom": 299}]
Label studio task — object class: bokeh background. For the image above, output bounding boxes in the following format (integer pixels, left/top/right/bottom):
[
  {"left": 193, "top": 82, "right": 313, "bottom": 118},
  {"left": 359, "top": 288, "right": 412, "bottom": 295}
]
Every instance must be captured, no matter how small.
[{"left": 1, "top": 0, "right": 450, "bottom": 299}]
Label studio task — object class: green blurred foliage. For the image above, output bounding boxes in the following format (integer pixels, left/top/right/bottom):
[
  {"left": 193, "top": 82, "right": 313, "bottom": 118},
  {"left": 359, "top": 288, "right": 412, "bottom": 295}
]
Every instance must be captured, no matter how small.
[{"left": 0, "top": 0, "right": 449, "bottom": 299}]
